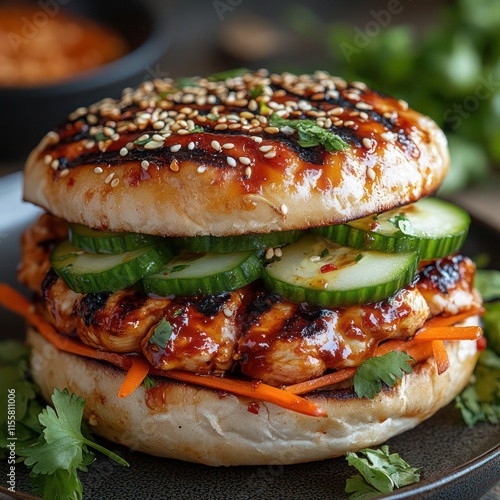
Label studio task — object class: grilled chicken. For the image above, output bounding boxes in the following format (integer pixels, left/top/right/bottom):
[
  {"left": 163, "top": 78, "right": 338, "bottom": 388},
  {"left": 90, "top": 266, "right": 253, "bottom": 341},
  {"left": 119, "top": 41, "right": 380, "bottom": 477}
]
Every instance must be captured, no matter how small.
[
  {"left": 235, "top": 287, "right": 429, "bottom": 386},
  {"left": 142, "top": 289, "right": 248, "bottom": 373}
]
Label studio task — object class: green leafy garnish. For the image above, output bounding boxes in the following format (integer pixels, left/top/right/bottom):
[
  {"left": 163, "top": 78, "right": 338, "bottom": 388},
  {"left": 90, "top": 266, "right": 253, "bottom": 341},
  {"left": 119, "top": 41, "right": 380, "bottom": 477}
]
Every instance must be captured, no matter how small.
[
  {"left": 345, "top": 445, "right": 420, "bottom": 499},
  {"left": 207, "top": 67, "right": 250, "bottom": 81},
  {"left": 474, "top": 269, "right": 500, "bottom": 301},
  {"left": 354, "top": 351, "right": 413, "bottom": 399},
  {"left": 249, "top": 85, "right": 264, "bottom": 98},
  {"left": 176, "top": 77, "right": 198, "bottom": 88},
  {"left": 319, "top": 248, "right": 329, "bottom": 259},
  {"left": 268, "top": 114, "right": 349, "bottom": 151},
  {"left": 149, "top": 318, "right": 173, "bottom": 348},
  {"left": 93, "top": 131, "right": 108, "bottom": 143},
  {"left": 260, "top": 101, "right": 271, "bottom": 115},
  {"left": 191, "top": 125, "right": 204, "bottom": 133},
  {"left": 389, "top": 213, "right": 414, "bottom": 236},
  {"left": 21, "top": 389, "right": 129, "bottom": 497},
  {"left": 142, "top": 375, "right": 158, "bottom": 390},
  {"left": 206, "top": 113, "right": 219, "bottom": 121}
]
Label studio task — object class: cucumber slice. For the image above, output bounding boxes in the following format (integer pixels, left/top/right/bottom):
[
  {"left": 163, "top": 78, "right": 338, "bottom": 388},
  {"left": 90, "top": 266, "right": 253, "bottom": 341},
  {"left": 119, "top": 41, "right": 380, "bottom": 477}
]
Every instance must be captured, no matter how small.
[
  {"left": 69, "top": 224, "right": 163, "bottom": 254},
  {"left": 142, "top": 250, "right": 262, "bottom": 296},
  {"left": 172, "top": 230, "right": 302, "bottom": 253},
  {"left": 262, "top": 234, "right": 418, "bottom": 307},
  {"left": 313, "top": 198, "right": 470, "bottom": 259},
  {"left": 50, "top": 240, "right": 173, "bottom": 293}
]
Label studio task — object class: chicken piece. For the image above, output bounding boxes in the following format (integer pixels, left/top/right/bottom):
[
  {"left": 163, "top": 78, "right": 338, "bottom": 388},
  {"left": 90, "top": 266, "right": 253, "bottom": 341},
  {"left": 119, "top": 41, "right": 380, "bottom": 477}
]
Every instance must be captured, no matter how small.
[
  {"left": 18, "top": 214, "right": 67, "bottom": 293},
  {"left": 74, "top": 289, "right": 169, "bottom": 353},
  {"left": 142, "top": 289, "right": 247, "bottom": 373},
  {"left": 417, "top": 255, "right": 482, "bottom": 316},
  {"left": 40, "top": 268, "right": 80, "bottom": 335},
  {"left": 235, "top": 287, "right": 430, "bottom": 386}
]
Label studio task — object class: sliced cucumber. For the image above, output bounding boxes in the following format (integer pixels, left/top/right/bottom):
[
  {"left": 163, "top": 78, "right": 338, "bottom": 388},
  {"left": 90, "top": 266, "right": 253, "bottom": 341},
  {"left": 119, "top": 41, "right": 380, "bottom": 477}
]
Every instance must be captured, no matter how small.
[
  {"left": 142, "top": 250, "right": 262, "bottom": 296},
  {"left": 50, "top": 240, "right": 173, "bottom": 293},
  {"left": 313, "top": 198, "right": 470, "bottom": 259},
  {"left": 69, "top": 224, "right": 163, "bottom": 254},
  {"left": 262, "top": 234, "right": 418, "bottom": 307},
  {"left": 172, "top": 230, "right": 302, "bottom": 253}
]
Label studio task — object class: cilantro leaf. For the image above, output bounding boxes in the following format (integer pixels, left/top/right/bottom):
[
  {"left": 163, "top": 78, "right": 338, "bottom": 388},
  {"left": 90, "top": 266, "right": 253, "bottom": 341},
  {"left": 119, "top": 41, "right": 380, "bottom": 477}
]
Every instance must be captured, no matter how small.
[
  {"left": 30, "top": 468, "right": 84, "bottom": 499},
  {"left": 475, "top": 270, "right": 500, "bottom": 301},
  {"left": 207, "top": 67, "right": 250, "bottom": 81},
  {"left": 354, "top": 351, "right": 413, "bottom": 399},
  {"left": 345, "top": 446, "right": 420, "bottom": 499},
  {"left": 268, "top": 114, "right": 349, "bottom": 151},
  {"left": 248, "top": 85, "right": 264, "bottom": 98},
  {"left": 455, "top": 348, "right": 500, "bottom": 426},
  {"left": 191, "top": 125, "right": 204, "bottom": 133},
  {"left": 142, "top": 375, "right": 158, "bottom": 390},
  {"left": 149, "top": 317, "right": 173, "bottom": 348}
]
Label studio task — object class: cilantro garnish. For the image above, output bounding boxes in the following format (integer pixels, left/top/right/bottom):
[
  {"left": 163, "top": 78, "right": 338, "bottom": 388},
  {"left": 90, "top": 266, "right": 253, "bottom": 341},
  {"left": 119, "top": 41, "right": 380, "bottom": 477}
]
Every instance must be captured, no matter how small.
[
  {"left": 345, "top": 445, "right": 420, "bottom": 499},
  {"left": 176, "top": 77, "right": 198, "bottom": 88},
  {"left": 93, "top": 131, "right": 108, "bottom": 143},
  {"left": 191, "top": 125, "right": 204, "bottom": 133},
  {"left": 268, "top": 114, "right": 349, "bottom": 151},
  {"left": 388, "top": 213, "right": 414, "bottom": 236},
  {"left": 207, "top": 67, "right": 250, "bottom": 81},
  {"left": 149, "top": 318, "right": 173, "bottom": 348},
  {"left": 20, "top": 389, "right": 128, "bottom": 497},
  {"left": 142, "top": 375, "right": 158, "bottom": 390},
  {"left": 249, "top": 85, "right": 264, "bottom": 98},
  {"left": 354, "top": 351, "right": 413, "bottom": 399},
  {"left": 206, "top": 113, "right": 219, "bottom": 121}
]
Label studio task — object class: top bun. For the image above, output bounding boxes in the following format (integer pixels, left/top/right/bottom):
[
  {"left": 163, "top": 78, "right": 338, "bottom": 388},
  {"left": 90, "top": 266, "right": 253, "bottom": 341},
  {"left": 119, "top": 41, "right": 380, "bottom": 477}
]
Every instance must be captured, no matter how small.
[{"left": 23, "top": 70, "right": 449, "bottom": 237}]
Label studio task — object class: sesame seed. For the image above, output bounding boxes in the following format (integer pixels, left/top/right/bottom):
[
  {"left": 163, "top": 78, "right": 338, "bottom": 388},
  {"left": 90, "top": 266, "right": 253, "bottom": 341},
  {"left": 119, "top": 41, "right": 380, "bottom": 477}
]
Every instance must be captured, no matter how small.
[
  {"left": 188, "top": 141, "right": 195, "bottom": 150},
  {"left": 119, "top": 147, "right": 128, "bottom": 157},
  {"left": 265, "top": 248, "right": 275, "bottom": 260},
  {"left": 85, "top": 141, "right": 95, "bottom": 150},
  {"left": 111, "top": 178, "right": 120, "bottom": 188},
  {"left": 356, "top": 102, "right": 373, "bottom": 110},
  {"left": 214, "top": 124, "right": 228, "bottom": 131},
  {"left": 197, "top": 166, "right": 206, "bottom": 173},
  {"left": 362, "top": 138, "right": 374, "bottom": 149},
  {"left": 141, "top": 160, "right": 150, "bottom": 170},
  {"left": 274, "top": 248, "right": 283, "bottom": 258},
  {"left": 248, "top": 100, "right": 258, "bottom": 111},
  {"left": 309, "top": 255, "right": 321, "bottom": 262},
  {"left": 244, "top": 166, "right": 252, "bottom": 178},
  {"left": 259, "top": 145, "right": 273, "bottom": 152},
  {"left": 170, "top": 144, "right": 181, "bottom": 152},
  {"left": 252, "top": 136, "right": 263, "bottom": 143},
  {"left": 280, "top": 204, "right": 288, "bottom": 215},
  {"left": 249, "top": 126, "right": 262, "bottom": 134},
  {"left": 153, "top": 121, "right": 165, "bottom": 130},
  {"left": 138, "top": 134, "right": 150, "bottom": 143},
  {"left": 367, "top": 167, "right": 376, "bottom": 180},
  {"left": 43, "top": 154, "right": 52, "bottom": 165},
  {"left": 45, "top": 131, "right": 60, "bottom": 145},
  {"left": 264, "top": 126, "right": 279, "bottom": 134},
  {"left": 380, "top": 132, "right": 396, "bottom": 141},
  {"left": 104, "top": 172, "right": 115, "bottom": 184},
  {"left": 111, "top": 133, "right": 120, "bottom": 142},
  {"left": 359, "top": 112, "right": 369, "bottom": 121},
  {"left": 144, "top": 140, "right": 164, "bottom": 150},
  {"left": 333, "top": 119, "right": 343, "bottom": 127},
  {"left": 223, "top": 307, "right": 232, "bottom": 318},
  {"left": 330, "top": 107, "right": 344, "bottom": 116},
  {"left": 264, "top": 150, "right": 276, "bottom": 159},
  {"left": 59, "top": 169, "right": 69, "bottom": 177},
  {"left": 50, "top": 159, "right": 59, "bottom": 170},
  {"left": 344, "top": 120, "right": 355, "bottom": 127},
  {"left": 398, "top": 99, "right": 409, "bottom": 111},
  {"left": 94, "top": 166, "right": 103, "bottom": 174},
  {"left": 177, "top": 129, "right": 190, "bottom": 135},
  {"left": 103, "top": 127, "right": 115, "bottom": 137},
  {"left": 226, "top": 156, "right": 237, "bottom": 167},
  {"left": 222, "top": 143, "right": 234, "bottom": 149},
  {"left": 169, "top": 160, "right": 180, "bottom": 172},
  {"left": 211, "top": 140, "right": 221, "bottom": 151},
  {"left": 239, "top": 156, "right": 251, "bottom": 165},
  {"left": 153, "top": 134, "right": 165, "bottom": 142}
]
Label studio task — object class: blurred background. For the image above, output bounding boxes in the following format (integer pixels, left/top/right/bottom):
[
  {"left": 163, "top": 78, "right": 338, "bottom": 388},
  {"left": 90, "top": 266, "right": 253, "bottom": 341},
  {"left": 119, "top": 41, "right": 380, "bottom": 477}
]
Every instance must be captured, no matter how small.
[{"left": 0, "top": 0, "right": 499, "bottom": 203}]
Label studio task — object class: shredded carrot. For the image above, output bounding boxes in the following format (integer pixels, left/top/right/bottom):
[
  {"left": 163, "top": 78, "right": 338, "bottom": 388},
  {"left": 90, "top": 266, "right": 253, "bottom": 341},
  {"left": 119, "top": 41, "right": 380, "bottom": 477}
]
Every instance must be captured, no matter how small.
[
  {"left": 405, "top": 342, "right": 434, "bottom": 363},
  {"left": 283, "top": 368, "right": 357, "bottom": 395},
  {"left": 118, "top": 356, "right": 150, "bottom": 398},
  {"left": 423, "top": 306, "right": 484, "bottom": 329},
  {"left": 162, "top": 370, "right": 326, "bottom": 417},
  {"left": 374, "top": 340, "right": 407, "bottom": 357},
  {"left": 412, "top": 325, "right": 482, "bottom": 343},
  {"left": 431, "top": 340, "right": 450, "bottom": 374}
]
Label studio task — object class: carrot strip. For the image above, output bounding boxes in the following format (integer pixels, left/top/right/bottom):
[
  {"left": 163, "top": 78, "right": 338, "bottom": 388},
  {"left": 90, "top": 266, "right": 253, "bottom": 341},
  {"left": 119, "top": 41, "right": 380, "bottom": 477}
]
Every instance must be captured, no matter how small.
[
  {"left": 118, "top": 357, "right": 150, "bottom": 398},
  {"left": 162, "top": 370, "right": 326, "bottom": 417},
  {"left": 411, "top": 326, "right": 482, "bottom": 343},
  {"left": 405, "top": 343, "right": 434, "bottom": 363},
  {"left": 423, "top": 306, "right": 484, "bottom": 329},
  {"left": 283, "top": 368, "right": 357, "bottom": 395},
  {"left": 431, "top": 340, "right": 450, "bottom": 374},
  {"left": 374, "top": 340, "right": 407, "bottom": 357}
]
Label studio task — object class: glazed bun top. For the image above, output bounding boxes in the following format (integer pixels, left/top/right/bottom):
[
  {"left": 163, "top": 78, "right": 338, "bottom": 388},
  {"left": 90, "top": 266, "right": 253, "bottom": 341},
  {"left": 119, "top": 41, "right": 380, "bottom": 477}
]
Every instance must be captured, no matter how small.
[{"left": 23, "top": 69, "right": 449, "bottom": 237}]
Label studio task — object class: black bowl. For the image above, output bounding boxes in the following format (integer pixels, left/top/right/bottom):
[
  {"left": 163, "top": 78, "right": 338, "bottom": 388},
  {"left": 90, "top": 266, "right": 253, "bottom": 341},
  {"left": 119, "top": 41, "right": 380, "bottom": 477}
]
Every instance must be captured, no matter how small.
[{"left": 0, "top": 0, "right": 169, "bottom": 161}]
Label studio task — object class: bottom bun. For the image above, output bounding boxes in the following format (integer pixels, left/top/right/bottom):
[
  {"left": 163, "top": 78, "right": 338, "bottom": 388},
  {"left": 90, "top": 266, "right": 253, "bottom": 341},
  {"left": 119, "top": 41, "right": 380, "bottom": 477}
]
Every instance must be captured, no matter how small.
[{"left": 27, "top": 322, "right": 479, "bottom": 466}]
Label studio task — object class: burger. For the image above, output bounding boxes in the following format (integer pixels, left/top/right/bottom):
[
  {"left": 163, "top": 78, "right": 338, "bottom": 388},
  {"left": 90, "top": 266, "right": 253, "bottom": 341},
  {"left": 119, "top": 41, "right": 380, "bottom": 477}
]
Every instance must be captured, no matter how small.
[{"left": 17, "top": 69, "right": 483, "bottom": 466}]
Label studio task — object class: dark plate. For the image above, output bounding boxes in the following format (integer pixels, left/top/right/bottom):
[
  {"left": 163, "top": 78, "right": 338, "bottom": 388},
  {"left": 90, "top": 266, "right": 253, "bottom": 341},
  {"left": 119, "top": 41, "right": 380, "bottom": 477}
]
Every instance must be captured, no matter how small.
[{"left": 0, "top": 172, "right": 499, "bottom": 500}]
